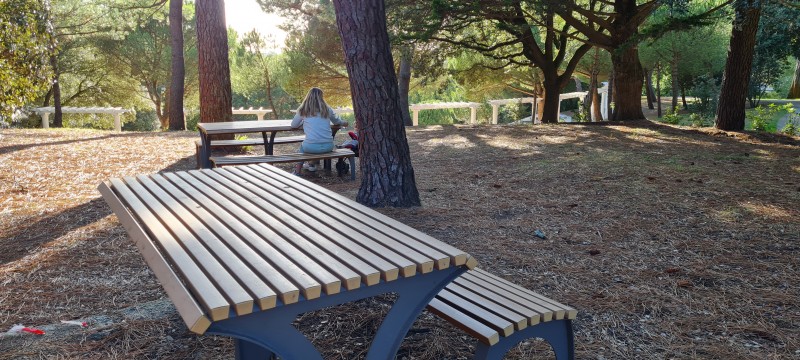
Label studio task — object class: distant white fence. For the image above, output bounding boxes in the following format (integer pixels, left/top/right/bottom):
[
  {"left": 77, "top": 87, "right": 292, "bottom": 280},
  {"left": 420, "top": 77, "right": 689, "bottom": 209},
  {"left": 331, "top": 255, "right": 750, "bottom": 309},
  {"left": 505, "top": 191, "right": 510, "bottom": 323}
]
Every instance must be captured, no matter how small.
[
  {"left": 409, "top": 102, "right": 482, "bottom": 126},
  {"left": 486, "top": 92, "right": 588, "bottom": 124},
  {"left": 33, "top": 107, "right": 130, "bottom": 131},
  {"left": 232, "top": 107, "right": 273, "bottom": 120}
]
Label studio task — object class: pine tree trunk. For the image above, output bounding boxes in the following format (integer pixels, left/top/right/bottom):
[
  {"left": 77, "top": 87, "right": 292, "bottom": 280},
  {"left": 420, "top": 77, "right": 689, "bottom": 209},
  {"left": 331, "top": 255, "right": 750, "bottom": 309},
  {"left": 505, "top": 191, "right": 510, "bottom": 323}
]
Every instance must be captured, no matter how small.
[
  {"left": 656, "top": 63, "right": 662, "bottom": 118},
  {"left": 610, "top": 46, "right": 645, "bottom": 120},
  {"left": 715, "top": 1, "right": 761, "bottom": 131},
  {"left": 607, "top": 71, "right": 614, "bottom": 120},
  {"left": 397, "top": 46, "right": 413, "bottom": 126},
  {"left": 681, "top": 84, "right": 688, "bottom": 110},
  {"left": 644, "top": 68, "right": 655, "bottom": 110},
  {"left": 49, "top": 54, "right": 62, "bottom": 128},
  {"left": 332, "top": 0, "right": 420, "bottom": 207},
  {"left": 168, "top": 0, "right": 186, "bottom": 130},
  {"left": 788, "top": 58, "right": 800, "bottom": 99},
  {"left": 590, "top": 74, "right": 602, "bottom": 121},
  {"left": 539, "top": 80, "right": 561, "bottom": 123},
  {"left": 196, "top": 0, "right": 232, "bottom": 129},
  {"left": 671, "top": 54, "right": 679, "bottom": 113}
]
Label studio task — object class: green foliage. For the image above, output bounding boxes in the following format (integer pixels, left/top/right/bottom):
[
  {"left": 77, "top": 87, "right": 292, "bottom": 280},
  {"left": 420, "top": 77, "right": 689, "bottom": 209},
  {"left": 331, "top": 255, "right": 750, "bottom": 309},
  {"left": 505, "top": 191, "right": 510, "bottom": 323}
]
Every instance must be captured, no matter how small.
[
  {"left": 690, "top": 74, "right": 721, "bottom": 117},
  {"left": 747, "top": 103, "right": 792, "bottom": 132},
  {"left": 689, "top": 113, "right": 711, "bottom": 127},
  {"left": 229, "top": 30, "right": 296, "bottom": 118},
  {"left": 661, "top": 108, "right": 682, "bottom": 125},
  {"left": 782, "top": 111, "right": 799, "bottom": 136},
  {"left": 0, "top": 0, "right": 54, "bottom": 121},
  {"left": 123, "top": 109, "right": 159, "bottom": 132}
]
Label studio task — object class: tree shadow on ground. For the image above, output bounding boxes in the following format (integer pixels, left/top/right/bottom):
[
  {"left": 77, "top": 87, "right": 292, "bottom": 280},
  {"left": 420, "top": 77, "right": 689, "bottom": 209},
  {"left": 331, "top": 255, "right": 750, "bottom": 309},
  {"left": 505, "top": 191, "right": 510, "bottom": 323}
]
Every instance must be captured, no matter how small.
[
  {"left": 0, "top": 132, "right": 150, "bottom": 156},
  {"left": 0, "top": 154, "right": 195, "bottom": 265}
]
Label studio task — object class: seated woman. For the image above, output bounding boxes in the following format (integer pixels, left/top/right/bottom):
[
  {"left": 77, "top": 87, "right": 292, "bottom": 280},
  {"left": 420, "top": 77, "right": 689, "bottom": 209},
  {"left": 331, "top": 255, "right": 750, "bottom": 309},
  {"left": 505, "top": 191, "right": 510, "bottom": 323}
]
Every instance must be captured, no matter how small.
[{"left": 291, "top": 87, "right": 348, "bottom": 174}]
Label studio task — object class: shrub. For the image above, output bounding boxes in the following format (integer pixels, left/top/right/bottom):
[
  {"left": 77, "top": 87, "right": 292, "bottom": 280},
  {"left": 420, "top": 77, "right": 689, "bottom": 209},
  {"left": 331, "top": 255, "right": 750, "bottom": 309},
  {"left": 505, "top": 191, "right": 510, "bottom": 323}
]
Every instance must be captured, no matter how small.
[
  {"left": 689, "top": 113, "right": 711, "bottom": 127},
  {"left": 661, "top": 109, "right": 682, "bottom": 125},
  {"left": 748, "top": 103, "right": 791, "bottom": 132},
  {"left": 123, "top": 109, "right": 158, "bottom": 132},
  {"left": 782, "top": 112, "right": 799, "bottom": 136}
]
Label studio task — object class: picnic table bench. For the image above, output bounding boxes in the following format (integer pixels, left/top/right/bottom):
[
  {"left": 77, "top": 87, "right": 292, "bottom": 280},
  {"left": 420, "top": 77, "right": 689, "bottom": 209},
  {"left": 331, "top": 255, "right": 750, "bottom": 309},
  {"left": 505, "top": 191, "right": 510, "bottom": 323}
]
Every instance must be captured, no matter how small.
[
  {"left": 99, "top": 163, "right": 577, "bottom": 359},
  {"left": 98, "top": 163, "right": 477, "bottom": 359},
  {"left": 193, "top": 135, "right": 305, "bottom": 168},
  {"left": 211, "top": 148, "right": 357, "bottom": 179}
]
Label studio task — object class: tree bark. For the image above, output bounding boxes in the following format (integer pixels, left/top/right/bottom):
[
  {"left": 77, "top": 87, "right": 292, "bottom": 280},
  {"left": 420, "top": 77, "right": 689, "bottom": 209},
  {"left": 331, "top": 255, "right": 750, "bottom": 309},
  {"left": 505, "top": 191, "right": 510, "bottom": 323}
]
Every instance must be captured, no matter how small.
[
  {"left": 788, "top": 58, "right": 800, "bottom": 99},
  {"left": 332, "top": 0, "right": 420, "bottom": 207},
  {"left": 715, "top": 1, "right": 761, "bottom": 131},
  {"left": 656, "top": 63, "right": 662, "bottom": 118},
  {"left": 397, "top": 46, "right": 413, "bottom": 126},
  {"left": 644, "top": 68, "right": 655, "bottom": 110},
  {"left": 611, "top": 46, "right": 645, "bottom": 120},
  {"left": 681, "top": 84, "right": 688, "bottom": 110},
  {"left": 540, "top": 77, "right": 562, "bottom": 123},
  {"left": 168, "top": 0, "right": 186, "bottom": 130},
  {"left": 670, "top": 52, "right": 679, "bottom": 113},
  {"left": 590, "top": 74, "right": 602, "bottom": 121},
  {"left": 196, "top": 0, "right": 232, "bottom": 128},
  {"left": 49, "top": 53, "right": 62, "bottom": 128},
  {"left": 607, "top": 70, "right": 614, "bottom": 119}
]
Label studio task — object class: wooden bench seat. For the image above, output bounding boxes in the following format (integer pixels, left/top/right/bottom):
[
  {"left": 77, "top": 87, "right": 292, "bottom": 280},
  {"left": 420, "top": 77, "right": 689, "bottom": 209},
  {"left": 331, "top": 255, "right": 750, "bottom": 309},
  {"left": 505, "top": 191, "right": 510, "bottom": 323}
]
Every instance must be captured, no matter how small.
[
  {"left": 194, "top": 136, "right": 306, "bottom": 168},
  {"left": 211, "top": 148, "right": 357, "bottom": 180},
  {"left": 195, "top": 135, "right": 305, "bottom": 149},
  {"left": 428, "top": 268, "right": 576, "bottom": 359}
]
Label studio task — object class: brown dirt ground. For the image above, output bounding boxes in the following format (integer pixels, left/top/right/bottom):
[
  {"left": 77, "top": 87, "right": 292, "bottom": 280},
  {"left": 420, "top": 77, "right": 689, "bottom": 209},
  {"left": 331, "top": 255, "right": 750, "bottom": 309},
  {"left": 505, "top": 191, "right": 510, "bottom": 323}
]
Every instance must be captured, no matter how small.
[{"left": 1, "top": 120, "right": 799, "bottom": 359}]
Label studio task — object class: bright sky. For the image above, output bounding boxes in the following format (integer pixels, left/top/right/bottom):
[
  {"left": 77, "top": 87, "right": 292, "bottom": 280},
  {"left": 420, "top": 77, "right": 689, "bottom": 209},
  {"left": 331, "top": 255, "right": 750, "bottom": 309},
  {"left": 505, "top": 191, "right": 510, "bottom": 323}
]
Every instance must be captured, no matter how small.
[{"left": 225, "top": 0, "right": 287, "bottom": 50}]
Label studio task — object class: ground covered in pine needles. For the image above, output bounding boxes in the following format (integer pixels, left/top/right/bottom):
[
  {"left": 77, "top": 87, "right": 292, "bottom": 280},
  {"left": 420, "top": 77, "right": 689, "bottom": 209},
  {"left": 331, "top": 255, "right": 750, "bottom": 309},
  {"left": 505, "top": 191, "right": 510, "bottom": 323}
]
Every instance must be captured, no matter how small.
[{"left": 1, "top": 121, "right": 798, "bottom": 359}]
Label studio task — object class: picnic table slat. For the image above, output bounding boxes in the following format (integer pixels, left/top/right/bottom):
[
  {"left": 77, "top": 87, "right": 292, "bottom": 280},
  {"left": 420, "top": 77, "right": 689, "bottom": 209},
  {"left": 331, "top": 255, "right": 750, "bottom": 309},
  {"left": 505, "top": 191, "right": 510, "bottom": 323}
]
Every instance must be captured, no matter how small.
[
  {"left": 227, "top": 166, "right": 417, "bottom": 281},
  {"left": 105, "top": 179, "right": 231, "bottom": 321},
  {"left": 122, "top": 177, "right": 256, "bottom": 316},
  {"left": 212, "top": 148, "right": 354, "bottom": 167},
  {"left": 428, "top": 298, "right": 499, "bottom": 346},
  {"left": 437, "top": 288, "right": 515, "bottom": 336},
  {"left": 158, "top": 173, "right": 304, "bottom": 305},
  {"left": 182, "top": 170, "right": 355, "bottom": 294},
  {"left": 252, "top": 164, "right": 477, "bottom": 270},
  {"left": 170, "top": 172, "right": 335, "bottom": 299},
  {"left": 145, "top": 174, "right": 292, "bottom": 309},
  {"left": 98, "top": 182, "right": 213, "bottom": 334},
  {"left": 472, "top": 269, "right": 578, "bottom": 319},
  {"left": 243, "top": 165, "right": 441, "bottom": 276},
  {"left": 442, "top": 281, "right": 530, "bottom": 330},
  {"left": 456, "top": 272, "right": 556, "bottom": 323},
  {"left": 199, "top": 169, "right": 379, "bottom": 289}
]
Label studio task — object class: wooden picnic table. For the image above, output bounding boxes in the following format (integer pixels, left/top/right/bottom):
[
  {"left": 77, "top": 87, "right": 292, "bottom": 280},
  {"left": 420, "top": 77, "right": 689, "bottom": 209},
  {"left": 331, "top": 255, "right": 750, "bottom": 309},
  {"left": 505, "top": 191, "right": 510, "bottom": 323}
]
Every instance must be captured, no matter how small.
[
  {"left": 98, "top": 163, "right": 477, "bottom": 360},
  {"left": 196, "top": 120, "right": 341, "bottom": 169}
]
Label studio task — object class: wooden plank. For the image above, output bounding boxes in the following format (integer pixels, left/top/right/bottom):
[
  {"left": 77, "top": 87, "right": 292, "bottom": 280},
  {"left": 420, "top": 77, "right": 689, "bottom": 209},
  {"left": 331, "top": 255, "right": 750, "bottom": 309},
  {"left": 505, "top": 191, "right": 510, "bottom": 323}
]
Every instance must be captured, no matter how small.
[
  {"left": 252, "top": 164, "right": 473, "bottom": 271},
  {"left": 104, "top": 179, "right": 230, "bottom": 322},
  {"left": 98, "top": 183, "right": 212, "bottom": 334},
  {"left": 122, "top": 177, "right": 255, "bottom": 317},
  {"left": 158, "top": 173, "right": 306, "bottom": 305},
  {"left": 260, "top": 163, "right": 471, "bottom": 268},
  {"left": 243, "top": 165, "right": 439, "bottom": 276},
  {"left": 211, "top": 149, "right": 354, "bottom": 167},
  {"left": 436, "top": 288, "right": 515, "bottom": 336},
  {"left": 442, "top": 281, "right": 530, "bottom": 330},
  {"left": 147, "top": 174, "right": 296, "bottom": 309},
  {"left": 473, "top": 269, "right": 577, "bottom": 320},
  {"left": 199, "top": 120, "right": 294, "bottom": 135},
  {"left": 231, "top": 166, "right": 421, "bottom": 279},
  {"left": 457, "top": 272, "right": 557, "bottom": 323},
  {"left": 179, "top": 171, "right": 355, "bottom": 294},
  {"left": 428, "top": 298, "right": 499, "bottom": 346},
  {"left": 194, "top": 135, "right": 305, "bottom": 148},
  {"left": 169, "top": 172, "right": 335, "bottom": 299},
  {"left": 199, "top": 169, "right": 378, "bottom": 289}
]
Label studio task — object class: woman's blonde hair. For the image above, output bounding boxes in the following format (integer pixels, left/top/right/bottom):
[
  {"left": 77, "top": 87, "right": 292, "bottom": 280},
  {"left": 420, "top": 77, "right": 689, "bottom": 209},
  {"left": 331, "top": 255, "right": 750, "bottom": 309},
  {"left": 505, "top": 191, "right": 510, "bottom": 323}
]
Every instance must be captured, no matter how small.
[{"left": 297, "top": 87, "right": 330, "bottom": 118}]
